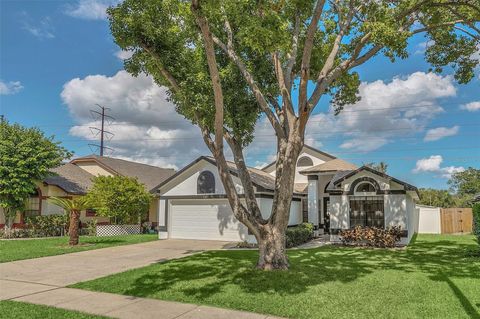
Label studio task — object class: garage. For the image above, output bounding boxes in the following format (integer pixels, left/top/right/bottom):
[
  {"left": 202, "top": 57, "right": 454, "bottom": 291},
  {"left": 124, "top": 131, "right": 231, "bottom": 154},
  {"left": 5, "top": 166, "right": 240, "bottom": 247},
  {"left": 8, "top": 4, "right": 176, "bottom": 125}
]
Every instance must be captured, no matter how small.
[{"left": 169, "top": 200, "right": 249, "bottom": 241}]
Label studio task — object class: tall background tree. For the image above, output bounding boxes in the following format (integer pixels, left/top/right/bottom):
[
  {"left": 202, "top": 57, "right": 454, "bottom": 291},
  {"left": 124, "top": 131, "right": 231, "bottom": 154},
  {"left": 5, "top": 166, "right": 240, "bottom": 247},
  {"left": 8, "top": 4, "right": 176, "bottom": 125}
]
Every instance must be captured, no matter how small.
[
  {"left": 108, "top": 0, "right": 480, "bottom": 269},
  {"left": 448, "top": 167, "right": 480, "bottom": 206},
  {"left": 0, "top": 120, "right": 71, "bottom": 236},
  {"left": 86, "top": 175, "right": 152, "bottom": 225}
]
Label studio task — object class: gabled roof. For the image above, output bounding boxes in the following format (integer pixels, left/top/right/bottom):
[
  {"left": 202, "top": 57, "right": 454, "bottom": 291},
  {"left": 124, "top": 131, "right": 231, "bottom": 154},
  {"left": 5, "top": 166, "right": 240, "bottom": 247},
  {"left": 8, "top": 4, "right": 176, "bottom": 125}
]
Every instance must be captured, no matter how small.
[
  {"left": 153, "top": 156, "right": 304, "bottom": 195},
  {"left": 71, "top": 155, "right": 175, "bottom": 192},
  {"left": 43, "top": 163, "right": 94, "bottom": 195},
  {"left": 261, "top": 145, "right": 336, "bottom": 171},
  {"left": 299, "top": 158, "right": 357, "bottom": 174},
  {"left": 325, "top": 166, "right": 418, "bottom": 195}
]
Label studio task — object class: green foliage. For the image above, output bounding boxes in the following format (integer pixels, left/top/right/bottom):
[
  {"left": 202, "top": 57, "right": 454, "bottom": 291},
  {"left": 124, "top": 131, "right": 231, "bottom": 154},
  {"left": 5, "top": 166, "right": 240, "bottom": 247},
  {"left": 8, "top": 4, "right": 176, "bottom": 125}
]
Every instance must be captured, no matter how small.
[
  {"left": 48, "top": 197, "right": 89, "bottom": 213},
  {"left": 473, "top": 204, "right": 480, "bottom": 246},
  {"left": 285, "top": 223, "right": 313, "bottom": 248},
  {"left": 85, "top": 219, "right": 98, "bottom": 237},
  {"left": 418, "top": 188, "right": 457, "bottom": 208},
  {"left": 86, "top": 175, "right": 152, "bottom": 225},
  {"left": 364, "top": 161, "right": 388, "bottom": 173},
  {"left": 448, "top": 167, "right": 480, "bottom": 198},
  {"left": 0, "top": 120, "right": 71, "bottom": 224},
  {"left": 340, "top": 226, "right": 403, "bottom": 248},
  {"left": 24, "top": 215, "right": 69, "bottom": 237}
]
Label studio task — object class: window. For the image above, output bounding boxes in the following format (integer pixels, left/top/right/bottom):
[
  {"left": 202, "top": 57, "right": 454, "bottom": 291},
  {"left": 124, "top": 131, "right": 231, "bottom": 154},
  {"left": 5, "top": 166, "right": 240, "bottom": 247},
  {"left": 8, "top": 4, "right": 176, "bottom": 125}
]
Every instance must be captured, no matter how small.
[
  {"left": 197, "top": 170, "right": 215, "bottom": 194},
  {"left": 297, "top": 156, "right": 313, "bottom": 167},
  {"left": 24, "top": 189, "right": 41, "bottom": 218},
  {"left": 355, "top": 182, "right": 376, "bottom": 194},
  {"left": 349, "top": 197, "right": 384, "bottom": 228}
]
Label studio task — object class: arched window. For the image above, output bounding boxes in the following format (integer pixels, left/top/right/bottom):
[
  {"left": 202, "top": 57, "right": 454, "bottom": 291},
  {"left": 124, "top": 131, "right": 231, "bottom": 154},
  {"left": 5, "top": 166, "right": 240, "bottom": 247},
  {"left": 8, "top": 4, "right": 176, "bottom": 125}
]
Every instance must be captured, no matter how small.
[
  {"left": 197, "top": 171, "right": 215, "bottom": 194},
  {"left": 24, "top": 188, "right": 41, "bottom": 218},
  {"left": 297, "top": 156, "right": 314, "bottom": 167},
  {"left": 355, "top": 182, "right": 376, "bottom": 194}
]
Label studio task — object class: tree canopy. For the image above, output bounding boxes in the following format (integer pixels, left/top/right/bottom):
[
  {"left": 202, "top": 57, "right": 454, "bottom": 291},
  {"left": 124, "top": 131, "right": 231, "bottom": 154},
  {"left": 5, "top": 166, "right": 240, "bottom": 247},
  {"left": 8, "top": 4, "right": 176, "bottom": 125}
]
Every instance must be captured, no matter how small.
[
  {"left": 107, "top": 0, "right": 479, "bottom": 269},
  {"left": 0, "top": 120, "right": 71, "bottom": 229},
  {"left": 86, "top": 175, "right": 152, "bottom": 224}
]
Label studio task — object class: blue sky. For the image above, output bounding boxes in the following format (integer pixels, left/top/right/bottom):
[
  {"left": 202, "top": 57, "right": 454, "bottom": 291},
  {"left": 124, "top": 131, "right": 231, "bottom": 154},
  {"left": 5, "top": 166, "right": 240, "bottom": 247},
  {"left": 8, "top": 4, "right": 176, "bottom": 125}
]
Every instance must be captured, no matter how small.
[{"left": 1, "top": 0, "right": 479, "bottom": 190}]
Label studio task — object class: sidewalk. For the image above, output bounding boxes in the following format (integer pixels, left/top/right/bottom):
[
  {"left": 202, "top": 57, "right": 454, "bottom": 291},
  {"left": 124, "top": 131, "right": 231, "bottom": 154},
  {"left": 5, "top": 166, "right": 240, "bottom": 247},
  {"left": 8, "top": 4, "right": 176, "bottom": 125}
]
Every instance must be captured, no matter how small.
[
  {"left": 0, "top": 240, "right": 283, "bottom": 319},
  {"left": 2, "top": 280, "right": 280, "bottom": 319}
]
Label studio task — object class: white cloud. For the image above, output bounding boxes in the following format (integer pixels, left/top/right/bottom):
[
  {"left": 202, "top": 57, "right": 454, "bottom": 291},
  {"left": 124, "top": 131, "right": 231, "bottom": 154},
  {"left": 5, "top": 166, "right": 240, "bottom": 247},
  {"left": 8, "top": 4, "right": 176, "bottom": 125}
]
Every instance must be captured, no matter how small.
[
  {"left": 414, "top": 40, "right": 435, "bottom": 55},
  {"left": 115, "top": 50, "right": 134, "bottom": 60},
  {"left": 21, "top": 14, "right": 55, "bottom": 39},
  {"left": 413, "top": 155, "right": 464, "bottom": 178},
  {"left": 65, "top": 0, "right": 120, "bottom": 20},
  {"left": 315, "top": 72, "right": 455, "bottom": 152},
  {"left": 0, "top": 80, "right": 23, "bottom": 95},
  {"left": 424, "top": 126, "right": 459, "bottom": 142},
  {"left": 61, "top": 70, "right": 206, "bottom": 169},
  {"left": 460, "top": 101, "right": 480, "bottom": 112}
]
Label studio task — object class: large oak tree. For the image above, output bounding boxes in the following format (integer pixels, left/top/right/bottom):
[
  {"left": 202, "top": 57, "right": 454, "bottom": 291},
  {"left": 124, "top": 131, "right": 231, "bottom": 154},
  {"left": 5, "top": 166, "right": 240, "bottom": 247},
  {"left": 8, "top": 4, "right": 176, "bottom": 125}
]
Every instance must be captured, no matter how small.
[{"left": 108, "top": 0, "right": 479, "bottom": 269}]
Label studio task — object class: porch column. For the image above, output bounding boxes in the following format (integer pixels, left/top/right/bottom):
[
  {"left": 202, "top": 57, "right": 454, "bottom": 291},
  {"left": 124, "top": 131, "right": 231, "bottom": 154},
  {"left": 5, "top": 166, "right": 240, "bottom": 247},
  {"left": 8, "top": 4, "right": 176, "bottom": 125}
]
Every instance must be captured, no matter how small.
[
  {"left": 158, "top": 199, "right": 168, "bottom": 239},
  {"left": 307, "top": 175, "right": 319, "bottom": 228}
]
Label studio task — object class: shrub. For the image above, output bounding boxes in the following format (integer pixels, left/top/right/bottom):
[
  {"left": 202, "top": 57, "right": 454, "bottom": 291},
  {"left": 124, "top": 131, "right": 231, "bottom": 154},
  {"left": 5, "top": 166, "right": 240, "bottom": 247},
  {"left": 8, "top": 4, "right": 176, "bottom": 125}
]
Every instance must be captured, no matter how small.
[
  {"left": 24, "top": 215, "right": 68, "bottom": 237},
  {"left": 473, "top": 203, "right": 480, "bottom": 246},
  {"left": 340, "top": 226, "right": 402, "bottom": 248},
  {"left": 286, "top": 223, "right": 314, "bottom": 248},
  {"left": 84, "top": 219, "right": 97, "bottom": 236}
]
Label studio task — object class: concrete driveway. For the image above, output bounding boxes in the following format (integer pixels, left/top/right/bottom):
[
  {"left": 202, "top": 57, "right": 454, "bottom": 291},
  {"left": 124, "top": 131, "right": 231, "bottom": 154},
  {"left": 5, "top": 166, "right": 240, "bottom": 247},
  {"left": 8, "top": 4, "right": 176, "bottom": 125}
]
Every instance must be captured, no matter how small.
[
  {"left": 0, "top": 239, "right": 232, "bottom": 289},
  {"left": 0, "top": 239, "right": 282, "bottom": 319}
]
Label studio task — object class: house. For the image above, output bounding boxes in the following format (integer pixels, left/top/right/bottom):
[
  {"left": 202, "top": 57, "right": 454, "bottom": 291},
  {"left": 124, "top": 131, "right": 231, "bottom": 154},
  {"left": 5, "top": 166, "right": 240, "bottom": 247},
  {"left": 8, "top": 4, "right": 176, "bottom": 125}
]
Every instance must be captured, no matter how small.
[
  {"left": 154, "top": 145, "right": 420, "bottom": 245},
  {"left": 0, "top": 155, "right": 175, "bottom": 228}
]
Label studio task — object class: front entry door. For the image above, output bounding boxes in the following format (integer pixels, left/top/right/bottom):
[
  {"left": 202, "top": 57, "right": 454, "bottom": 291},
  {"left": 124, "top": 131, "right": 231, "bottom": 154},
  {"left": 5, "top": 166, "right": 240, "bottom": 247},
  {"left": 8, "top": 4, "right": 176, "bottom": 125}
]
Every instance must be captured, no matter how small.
[{"left": 323, "top": 197, "right": 330, "bottom": 234}]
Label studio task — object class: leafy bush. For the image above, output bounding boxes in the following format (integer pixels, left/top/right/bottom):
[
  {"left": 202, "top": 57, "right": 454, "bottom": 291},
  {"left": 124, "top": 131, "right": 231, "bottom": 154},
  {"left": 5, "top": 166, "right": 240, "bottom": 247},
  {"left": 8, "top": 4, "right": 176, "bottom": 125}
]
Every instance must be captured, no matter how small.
[
  {"left": 84, "top": 219, "right": 97, "bottom": 236},
  {"left": 286, "top": 223, "right": 314, "bottom": 248},
  {"left": 340, "top": 226, "right": 402, "bottom": 248},
  {"left": 473, "top": 203, "right": 480, "bottom": 246},
  {"left": 0, "top": 228, "right": 33, "bottom": 239},
  {"left": 24, "top": 215, "right": 68, "bottom": 237}
]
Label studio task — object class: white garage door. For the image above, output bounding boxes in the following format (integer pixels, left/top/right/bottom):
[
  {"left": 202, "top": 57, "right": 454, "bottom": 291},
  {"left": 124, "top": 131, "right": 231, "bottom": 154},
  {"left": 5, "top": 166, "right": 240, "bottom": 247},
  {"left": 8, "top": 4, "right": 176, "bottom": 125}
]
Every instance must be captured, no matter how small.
[{"left": 170, "top": 200, "right": 247, "bottom": 241}]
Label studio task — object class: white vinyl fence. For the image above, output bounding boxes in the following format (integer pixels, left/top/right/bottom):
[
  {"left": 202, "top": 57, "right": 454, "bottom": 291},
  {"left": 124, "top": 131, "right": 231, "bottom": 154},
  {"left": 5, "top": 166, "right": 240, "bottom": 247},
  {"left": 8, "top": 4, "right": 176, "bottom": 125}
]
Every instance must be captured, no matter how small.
[{"left": 96, "top": 224, "right": 141, "bottom": 237}]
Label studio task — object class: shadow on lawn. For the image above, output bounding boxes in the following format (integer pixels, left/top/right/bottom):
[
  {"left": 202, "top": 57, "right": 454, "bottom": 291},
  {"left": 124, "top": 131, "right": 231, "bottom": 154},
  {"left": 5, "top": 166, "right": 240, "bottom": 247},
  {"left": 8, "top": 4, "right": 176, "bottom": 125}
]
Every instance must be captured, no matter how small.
[{"left": 122, "top": 236, "right": 479, "bottom": 317}]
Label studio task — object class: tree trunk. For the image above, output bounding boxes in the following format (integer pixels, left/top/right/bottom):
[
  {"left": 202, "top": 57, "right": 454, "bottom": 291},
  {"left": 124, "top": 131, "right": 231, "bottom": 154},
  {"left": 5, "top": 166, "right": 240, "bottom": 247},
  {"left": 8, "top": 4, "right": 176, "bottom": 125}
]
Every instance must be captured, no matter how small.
[
  {"left": 3, "top": 208, "right": 17, "bottom": 238},
  {"left": 69, "top": 210, "right": 80, "bottom": 246},
  {"left": 256, "top": 225, "right": 289, "bottom": 270}
]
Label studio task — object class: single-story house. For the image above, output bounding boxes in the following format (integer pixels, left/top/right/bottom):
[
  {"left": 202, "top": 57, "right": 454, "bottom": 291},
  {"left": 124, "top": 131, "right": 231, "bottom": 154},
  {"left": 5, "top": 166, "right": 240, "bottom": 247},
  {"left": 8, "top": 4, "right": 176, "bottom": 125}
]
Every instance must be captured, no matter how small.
[
  {"left": 0, "top": 155, "right": 175, "bottom": 228},
  {"left": 154, "top": 145, "right": 420, "bottom": 245}
]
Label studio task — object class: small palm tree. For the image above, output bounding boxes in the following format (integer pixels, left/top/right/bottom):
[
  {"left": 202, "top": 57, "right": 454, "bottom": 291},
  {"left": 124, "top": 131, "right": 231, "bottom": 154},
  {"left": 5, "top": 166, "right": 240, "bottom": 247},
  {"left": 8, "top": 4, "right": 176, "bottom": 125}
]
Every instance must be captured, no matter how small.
[{"left": 49, "top": 197, "right": 88, "bottom": 246}]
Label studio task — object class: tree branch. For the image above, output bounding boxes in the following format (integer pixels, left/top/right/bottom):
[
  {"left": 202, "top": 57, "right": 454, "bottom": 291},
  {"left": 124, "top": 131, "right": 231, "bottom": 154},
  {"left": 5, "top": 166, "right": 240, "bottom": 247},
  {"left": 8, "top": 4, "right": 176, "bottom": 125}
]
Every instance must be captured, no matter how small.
[
  {"left": 211, "top": 35, "right": 286, "bottom": 139},
  {"left": 298, "top": 0, "right": 327, "bottom": 113}
]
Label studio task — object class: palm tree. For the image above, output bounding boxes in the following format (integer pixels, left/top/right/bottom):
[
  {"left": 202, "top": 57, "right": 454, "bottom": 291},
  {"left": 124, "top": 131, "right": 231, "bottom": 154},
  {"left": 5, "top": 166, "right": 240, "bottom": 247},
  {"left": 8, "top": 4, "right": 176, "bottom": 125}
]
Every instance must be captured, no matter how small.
[{"left": 48, "top": 197, "right": 88, "bottom": 246}]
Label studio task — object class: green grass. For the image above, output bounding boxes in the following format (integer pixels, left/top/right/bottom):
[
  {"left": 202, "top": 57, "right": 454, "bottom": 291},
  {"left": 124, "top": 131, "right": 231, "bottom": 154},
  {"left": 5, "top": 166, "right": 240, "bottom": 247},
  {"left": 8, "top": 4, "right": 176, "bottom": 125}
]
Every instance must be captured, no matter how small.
[
  {"left": 0, "top": 301, "right": 108, "bottom": 319},
  {"left": 0, "top": 234, "right": 157, "bottom": 263},
  {"left": 72, "top": 235, "right": 480, "bottom": 319}
]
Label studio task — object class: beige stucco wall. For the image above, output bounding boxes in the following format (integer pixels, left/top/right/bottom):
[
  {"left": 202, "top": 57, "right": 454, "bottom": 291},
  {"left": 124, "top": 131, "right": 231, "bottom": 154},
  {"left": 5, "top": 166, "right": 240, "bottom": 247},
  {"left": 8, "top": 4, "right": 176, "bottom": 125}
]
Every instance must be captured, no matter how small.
[{"left": 74, "top": 162, "right": 113, "bottom": 176}]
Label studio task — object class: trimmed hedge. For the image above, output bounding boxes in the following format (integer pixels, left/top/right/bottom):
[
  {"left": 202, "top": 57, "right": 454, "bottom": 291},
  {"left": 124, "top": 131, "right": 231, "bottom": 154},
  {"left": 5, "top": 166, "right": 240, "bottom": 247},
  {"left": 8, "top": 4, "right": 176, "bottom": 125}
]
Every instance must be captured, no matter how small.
[
  {"left": 473, "top": 203, "right": 480, "bottom": 245},
  {"left": 24, "top": 215, "right": 69, "bottom": 237},
  {"left": 286, "top": 223, "right": 313, "bottom": 248}
]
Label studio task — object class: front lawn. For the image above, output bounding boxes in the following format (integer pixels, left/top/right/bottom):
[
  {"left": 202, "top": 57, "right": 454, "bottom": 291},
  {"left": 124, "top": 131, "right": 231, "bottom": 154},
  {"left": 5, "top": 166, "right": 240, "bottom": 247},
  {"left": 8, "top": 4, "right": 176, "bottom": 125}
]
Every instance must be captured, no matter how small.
[
  {"left": 0, "top": 234, "right": 157, "bottom": 263},
  {"left": 72, "top": 235, "right": 480, "bottom": 319},
  {"left": 0, "top": 301, "right": 108, "bottom": 319}
]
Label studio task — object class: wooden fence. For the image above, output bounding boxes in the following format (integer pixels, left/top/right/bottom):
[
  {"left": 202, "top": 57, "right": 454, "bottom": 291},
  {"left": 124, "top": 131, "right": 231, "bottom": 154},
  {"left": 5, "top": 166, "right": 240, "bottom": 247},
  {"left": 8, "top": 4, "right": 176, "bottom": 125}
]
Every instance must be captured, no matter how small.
[{"left": 440, "top": 208, "right": 473, "bottom": 234}]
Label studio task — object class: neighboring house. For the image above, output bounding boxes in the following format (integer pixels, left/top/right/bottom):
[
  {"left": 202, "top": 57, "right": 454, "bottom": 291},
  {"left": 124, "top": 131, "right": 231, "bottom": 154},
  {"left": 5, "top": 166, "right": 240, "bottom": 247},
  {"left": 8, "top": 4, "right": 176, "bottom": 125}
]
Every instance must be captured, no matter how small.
[
  {"left": 0, "top": 155, "right": 175, "bottom": 228},
  {"left": 155, "top": 145, "right": 420, "bottom": 245}
]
